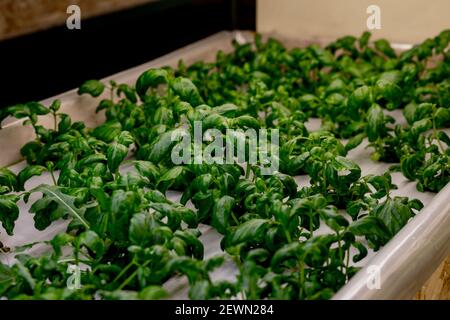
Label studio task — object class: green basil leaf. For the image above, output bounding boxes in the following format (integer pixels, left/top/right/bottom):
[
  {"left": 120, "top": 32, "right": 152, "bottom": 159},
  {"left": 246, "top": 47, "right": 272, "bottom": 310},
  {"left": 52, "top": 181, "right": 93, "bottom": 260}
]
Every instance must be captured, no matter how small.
[
  {"left": 91, "top": 121, "right": 122, "bottom": 143},
  {"left": 231, "top": 218, "right": 270, "bottom": 245},
  {"left": 77, "top": 230, "right": 105, "bottom": 258},
  {"left": 347, "top": 86, "right": 373, "bottom": 112},
  {"left": 403, "top": 101, "right": 418, "bottom": 125},
  {"left": 319, "top": 206, "right": 349, "bottom": 231},
  {"left": 117, "top": 84, "right": 137, "bottom": 103},
  {"left": 230, "top": 115, "right": 260, "bottom": 130},
  {"left": 375, "top": 80, "right": 402, "bottom": 109},
  {"left": 49, "top": 100, "right": 61, "bottom": 113},
  {"left": 348, "top": 215, "right": 390, "bottom": 240},
  {"left": 0, "top": 264, "right": 16, "bottom": 295},
  {"left": 171, "top": 77, "right": 204, "bottom": 107},
  {"left": 411, "top": 118, "right": 432, "bottom": 136},
  {"left": 351, "top": 241, "right": 368, "bottom": 263},
  {"left": 345, "top": 133, "right": 365, "bottom": 151},
  {"left": 17, "top": 165, "right": 47, "bottom": 191},
  {"left": 0, "top": 168, "right": 18, "bottom": 193},
  {"left": 129, "top": 212, "right": 157, "bottom": 246},
  {"left": 270, "top": 242, "right": 302, "bottom": 272},
  {"left": 437, "top": 131, "right": 450, "bottom": 146},
  {"left": 138, "top": 286, "right": 168, "bottom": 300},
  {"left": 107, "top": 142, "right": 129, "bottom": 173},
  {"left": 27, "top": 102, "right": 50, "bottom": 116},
  {"left": 5, "top": 104, "right": 31, "bottom": 119},
  {"left": 366, "top": 103, "right": 385, "bottom": 142},
  {"left": 117, "top": 131, "right": 134, "bottom": 147},
  {"left": 0, "top": 194, "right": 20, "bottom": 235},
  {"left": 400, "top": 154, "right": 423, "bottom": 180},
  {"left": 434, "top": 107, "right": 450, "bottom": 128},
  {"left": 148, "top": 130, "right": 177, "bottom": 163},
  {"left": 211, "top": 196, "right": 235, "bottom": 234},
  {"left": 78, "top": 80, "right": 105, "bottom": 97},
  {"left": 133, "top": 161, "right": 159, "bottom": 181},
  {"left": 372, "top": 198, "right": 414, "bottom": 235},
  {"left": 174, "top": 229, "right": 204, "bottom": 259},
  {"left": 157, "top": 166, "right": 187, "bottom": 192},
  {"left": 374, "top": 39, "right": 396, "bottom": 58},
  {"left": 136, "top": 69, "right": 168, "bottom": 98},
  {"left": 29, "top": 184, "right": 89, "bottom": 229}
]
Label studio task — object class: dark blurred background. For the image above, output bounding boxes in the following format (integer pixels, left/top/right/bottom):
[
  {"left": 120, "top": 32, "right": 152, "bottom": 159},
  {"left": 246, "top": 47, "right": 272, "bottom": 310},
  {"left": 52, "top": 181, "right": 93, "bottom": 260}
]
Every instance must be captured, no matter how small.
[{"left": 0, "top": 0, "right": 256, "bottom": 108}]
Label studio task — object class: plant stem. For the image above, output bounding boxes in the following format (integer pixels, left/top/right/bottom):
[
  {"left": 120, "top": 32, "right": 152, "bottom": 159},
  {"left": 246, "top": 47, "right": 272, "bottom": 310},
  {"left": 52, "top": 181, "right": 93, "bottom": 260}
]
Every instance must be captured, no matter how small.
[
  {"left": 49, "top": 168, "right": 57, "bottom": 186},
  {"left": 231, "top": 212, "right": 240, "bottom": 225},
  {"left": 117, "top": 260, "right": 150, "bottom": 290},
  {"left": 337, "top": 230, "right": 343, "bottom": 272},
  {"left": 112, "top": 260, "right": 136, "bottom": 284},
  {"left": 245, "top": 162, "right": 251, "bottom": 179},
  {"left": 298, "top": 261, "right": 305, "bottom": 299},
  {"left": 284, "top": 229, "right": 292, "bottom": 243},
  {"left": 345, "top": 248, "right": 350, "bottom": 279},
  {"left": 53, "top": 112, "right": 57, "bottom": 131},
  {"left": 432, "top": 118, "right": 445, "bottom": 153}
]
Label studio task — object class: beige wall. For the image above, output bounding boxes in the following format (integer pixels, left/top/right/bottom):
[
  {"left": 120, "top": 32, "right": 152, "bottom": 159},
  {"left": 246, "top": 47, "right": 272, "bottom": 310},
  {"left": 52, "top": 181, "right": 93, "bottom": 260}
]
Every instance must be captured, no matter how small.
[{"left": 257, "top": 0, "right": 450, "bottom": 44}]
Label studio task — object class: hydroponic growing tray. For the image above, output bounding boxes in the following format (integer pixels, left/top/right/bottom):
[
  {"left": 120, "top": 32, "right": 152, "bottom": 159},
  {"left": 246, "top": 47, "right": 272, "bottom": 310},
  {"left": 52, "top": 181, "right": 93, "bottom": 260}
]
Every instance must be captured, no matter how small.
[{"left": 1, "top": 31, "right": 449, "bottom": 300}]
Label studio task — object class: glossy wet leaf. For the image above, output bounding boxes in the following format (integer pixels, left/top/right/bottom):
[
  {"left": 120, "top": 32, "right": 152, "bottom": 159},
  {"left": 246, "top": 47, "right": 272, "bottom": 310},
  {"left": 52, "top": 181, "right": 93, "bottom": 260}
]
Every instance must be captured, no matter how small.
[
  {"left": 0, "top": 194, "right": 20, "bottom": 235},
  {"left": 17, "top": 165, "right": 47, "bottom": 191},
  {"left": 78, "top": 80, "right": 105, "bottom": 97}
]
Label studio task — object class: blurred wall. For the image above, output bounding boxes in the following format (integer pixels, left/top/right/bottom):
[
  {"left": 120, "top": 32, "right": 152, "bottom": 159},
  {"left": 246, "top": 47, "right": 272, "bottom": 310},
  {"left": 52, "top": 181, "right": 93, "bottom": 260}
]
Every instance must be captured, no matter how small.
[
  {"left": 0, "top": 0, "right": 156, "bottom": 41},
  {"left": 0, "top": 0, "right": 252, "bottom": 108},
  {"left": 257, "top": 0, "right": 450, "bottom": 43}
]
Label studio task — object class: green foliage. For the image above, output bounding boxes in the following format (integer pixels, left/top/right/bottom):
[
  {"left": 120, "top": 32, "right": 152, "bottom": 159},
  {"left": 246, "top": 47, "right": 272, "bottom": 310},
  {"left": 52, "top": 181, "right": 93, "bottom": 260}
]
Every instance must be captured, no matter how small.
[
  {"left": 78, "top": 80, "right": 105, "bottom": 97},
  {"left": 0, "top": 29, "right": 448, "bottom": 300}
]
